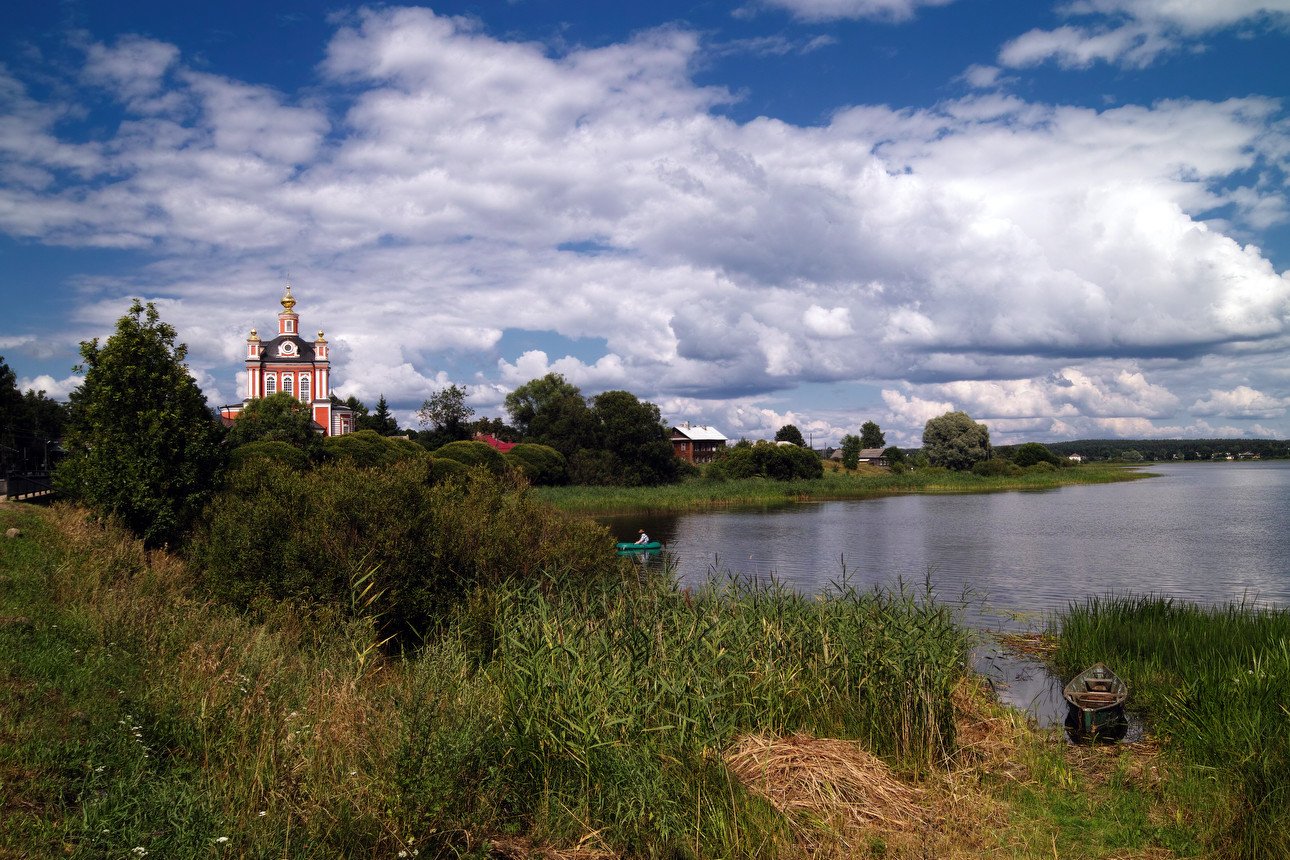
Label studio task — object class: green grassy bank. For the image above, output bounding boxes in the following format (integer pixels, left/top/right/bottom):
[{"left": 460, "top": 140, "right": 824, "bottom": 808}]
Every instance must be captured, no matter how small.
[
  {"left": 3, "top": 497, "right": 1229, "bottom": 859},
  {"left": 536, "top": 463, "right": 1148, "bottom": 513},
  {"left": 1049, "top": 596, "right": 1290, "bottom": 859}
]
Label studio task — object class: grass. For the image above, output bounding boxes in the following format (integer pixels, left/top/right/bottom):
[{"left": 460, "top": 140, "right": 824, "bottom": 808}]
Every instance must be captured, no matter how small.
[
  {"left": 1050, "top": 595, "right": 1290, "bottom": 859},
  {"left": 535, "top": 463, "right": 1148, "bottom": 513},
  {"left": 1, "top": 499, "right": 1220, "bottom": 858}
]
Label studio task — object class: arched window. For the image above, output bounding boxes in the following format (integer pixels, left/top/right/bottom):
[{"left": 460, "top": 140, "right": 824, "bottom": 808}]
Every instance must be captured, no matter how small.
[
  {"left": 299, "top": 373, "right": 310, "bottom": 403},
  {"left": 265, "top": 374, "right": 277, "bottom": 395},
  {"left": 283, "top": 374, "right": 293, "bottom": 396}
]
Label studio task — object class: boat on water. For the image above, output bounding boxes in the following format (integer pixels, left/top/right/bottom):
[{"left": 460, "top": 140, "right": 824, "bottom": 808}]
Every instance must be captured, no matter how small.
[
  {"left": 1063, "top": 662, "right": 1129, "bottom": 740},
  {"left": 616, "top": 540, "right": 663, "bottom": 554}
]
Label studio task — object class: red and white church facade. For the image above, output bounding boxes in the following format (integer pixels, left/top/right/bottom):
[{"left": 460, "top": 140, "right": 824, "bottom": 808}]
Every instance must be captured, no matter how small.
[{"left": 219, "top": 285, "right": 354, "bottom": 436}]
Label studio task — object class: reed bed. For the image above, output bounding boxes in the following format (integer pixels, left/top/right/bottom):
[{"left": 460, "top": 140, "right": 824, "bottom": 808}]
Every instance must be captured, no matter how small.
[
  {"left": 1051, "top": 595, "right": 1290, "bottom": 859},
  {"left": 537, "top": 464, "right": 1146, "bottom": 513},
  {"left": 2, "top": 502, "right": 972, "bottom": 859}
]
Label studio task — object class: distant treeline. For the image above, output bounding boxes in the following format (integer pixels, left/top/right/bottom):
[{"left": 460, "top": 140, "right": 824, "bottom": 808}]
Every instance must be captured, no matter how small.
[{"left": 995, "top": 438, "right": 1290, "bottom": 462}]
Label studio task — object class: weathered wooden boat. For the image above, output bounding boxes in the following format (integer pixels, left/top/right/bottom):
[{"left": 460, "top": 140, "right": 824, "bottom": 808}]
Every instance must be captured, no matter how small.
[
  {"left": 1063, "top": 662, "right": 1129, "bottom": 740},
  {"left": 616, "top": 540, "right": 662, "bottom": 554}
]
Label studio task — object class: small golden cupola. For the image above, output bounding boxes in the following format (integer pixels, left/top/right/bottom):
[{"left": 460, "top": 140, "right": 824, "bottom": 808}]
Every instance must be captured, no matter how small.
[
  {"left": 277, "top": 283, "right": 299, "bottom": 336},
  {"left": 245, "top": 327, "right": 261, "bottom": 360}
]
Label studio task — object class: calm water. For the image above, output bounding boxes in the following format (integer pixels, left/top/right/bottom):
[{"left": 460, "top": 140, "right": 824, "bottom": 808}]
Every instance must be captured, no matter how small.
[{"left": 601, "top": 462, "right": 1290, "bottom": 630}]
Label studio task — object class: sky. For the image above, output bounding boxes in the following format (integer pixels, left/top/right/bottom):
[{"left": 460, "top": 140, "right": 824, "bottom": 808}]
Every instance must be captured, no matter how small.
[{"left": 2, "top": 0, "right": 1289, "bottom": 447}]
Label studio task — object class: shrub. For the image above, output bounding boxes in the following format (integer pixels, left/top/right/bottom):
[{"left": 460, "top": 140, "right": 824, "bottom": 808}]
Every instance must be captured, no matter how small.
[
  {"left": 433, "top": 440, "right": 508, "bottom": 474},
  {"left": 970, "top": 457, "right": 1022, "bottom": 477},
  {"left": 228, "top": 439, "right": 310, "bottom": 471},
  {"left": 1011, "top": 441, "right": 1059, "bottom": 468},
  {"left": 707, "top": 441, "right": 822, "bottom": 481},
  {"left": 192, "top": 462, "right": 616, "bottom": 639},
  {"left": 504, "top": 443, "right": 567, "bottom": 486},
  {"left": 324, "top": 429, "right": 426, "bottom": 467}
]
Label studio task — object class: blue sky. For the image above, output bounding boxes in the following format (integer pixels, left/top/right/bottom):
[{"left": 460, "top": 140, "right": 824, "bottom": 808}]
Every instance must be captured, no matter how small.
[{"left": 2, "top": 0, "right": 1289, "bottom": 445}]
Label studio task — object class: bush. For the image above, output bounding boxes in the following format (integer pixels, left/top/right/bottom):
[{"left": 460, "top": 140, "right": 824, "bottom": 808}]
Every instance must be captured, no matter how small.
[
  {"left": 707, "top": 441, "right": 822, "bottom": 481},
  {"left": 228, "top": 439, "right": 310, "bottom": 471},
  {"left": 971, "top": 457, "right": 1022, "bottom": 477},
  {"left": 324, "top": 430, "right": 426, "bottom": 468},
  {"left": 504, "top": 443, "right": 567, "bottom": 486},
  {"left": 433, "top": 440, "right": 508, "bottom": 474},
  {"left": 1026, "top": 461, "right": 1057, "bottom": 473},
  {"left": 192, "top": 462, "right": 616, "bottom": 639},
  {"left": 1011, "top": 441, "right": 1059, "bottom": 468}
]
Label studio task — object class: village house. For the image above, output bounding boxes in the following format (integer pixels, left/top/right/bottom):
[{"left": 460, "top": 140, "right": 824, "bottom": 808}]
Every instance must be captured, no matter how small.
[
  {"left": 220, "top": 285, "right": 354, "bottom": 436},
  {"left": 670, "top": 423, "right": 727, "bottom": 464}
]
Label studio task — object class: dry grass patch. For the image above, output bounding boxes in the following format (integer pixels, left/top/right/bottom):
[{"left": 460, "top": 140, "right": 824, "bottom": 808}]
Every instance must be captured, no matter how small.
[{"left": 724, "top": 732, "right": 924, "bottom": 854}]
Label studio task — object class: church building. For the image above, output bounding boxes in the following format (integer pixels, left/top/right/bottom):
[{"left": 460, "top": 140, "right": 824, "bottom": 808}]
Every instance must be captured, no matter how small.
[{"left": 220, "top": 285, "right": 354, "bottom": 436}]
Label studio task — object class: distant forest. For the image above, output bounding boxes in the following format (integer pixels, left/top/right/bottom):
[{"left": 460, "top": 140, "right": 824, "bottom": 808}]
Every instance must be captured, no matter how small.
[{"left": 994, "top": 438, "right": 1290, "bottom": 462}]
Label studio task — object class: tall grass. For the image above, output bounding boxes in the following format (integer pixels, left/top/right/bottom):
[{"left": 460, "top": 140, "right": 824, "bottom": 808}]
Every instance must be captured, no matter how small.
[
  {"left": 537, "top": 464, "right": 1147, "bottom": 513},
  {"left": 2, "top": 501, "right": 971, "bottom": 858},
  {"left": 1051, "top": 595, "right": 1290, "bottom": 858}
]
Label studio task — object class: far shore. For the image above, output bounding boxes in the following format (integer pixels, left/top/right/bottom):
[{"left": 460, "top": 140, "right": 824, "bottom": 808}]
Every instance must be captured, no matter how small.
[{"left": 536, "top": 462, "right": 1154, "bottom": 514}]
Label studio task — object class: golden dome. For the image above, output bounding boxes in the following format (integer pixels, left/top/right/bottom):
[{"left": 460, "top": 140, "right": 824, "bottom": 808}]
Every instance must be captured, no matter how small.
[
  {"left": 316, "top": 329, "right": 327, "bottom": 342},
  {"left": 248, "top": 328, "right": 260, "bottom": 341},
  {"left": 280, "top": 283, "right": 297, "bottom": 313}
]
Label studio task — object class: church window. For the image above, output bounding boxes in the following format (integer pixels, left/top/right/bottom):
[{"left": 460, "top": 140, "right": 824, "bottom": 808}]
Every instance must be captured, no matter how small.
[
  {"left": 283, "top": 374, "right": 293, "bottom": 396},
  {"left": 299, "top": 373, "right": 310, "bottom": 402},
  {"left": 265, "top": 374, "right": 277, "bottom": 395}
]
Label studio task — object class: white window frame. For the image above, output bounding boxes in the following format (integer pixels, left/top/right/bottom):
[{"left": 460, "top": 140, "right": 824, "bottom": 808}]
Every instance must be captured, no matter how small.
[{"left": 265, "top": 374, "right": 277, "bottom": 396}]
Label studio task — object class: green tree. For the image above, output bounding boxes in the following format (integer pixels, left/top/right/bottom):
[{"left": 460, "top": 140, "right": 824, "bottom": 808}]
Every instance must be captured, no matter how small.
[
  {"left": 774, "top": 424, "right": 806, "bottom": 447},
  {"left": 1011, "top": 442, "right": 1058, "bottom": 468},
  {"left": 418, "top": 384, "right": 474, "bottom": 447},
  {"left": 342, "top": 395, "right": 369, "bottom": 426},
  {"left": 0, "top": 356, "right": 23, "bottom": 470},
  {"left": 860, "top": 420, "right": 886, "bottom": 449},
  {"left": 840, "top": 434, "right": 861, "bottom": 469},
  {"left": 368, "top": 394, "right": 399, "bottom": 435},
  {"left": 56, "top": 301, "right": 225, "bottom": 547},
  {"left": 589, "top": 389, "right": 679, "bottom": 486},
  {"left": 470, "top": 415, "right": 519, "bottom": 443},
  {"left": 226, "top": 392, "right": 321, "bottom": 453},
  {"left": 921, "top": 411, "right": 992, "bottom": 471},
  {"left": 503, "top": 373, "right": 597, "bottom": 459}
]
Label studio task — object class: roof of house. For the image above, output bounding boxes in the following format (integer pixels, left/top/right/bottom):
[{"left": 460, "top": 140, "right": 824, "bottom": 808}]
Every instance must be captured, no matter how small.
[
  {"left": 858, "top": 448, "right": 886, "bottom": 459},
  {"left": 670, "top": 423, "right": 727, "bottom": 442},
  {"left": 475, "top": 433, "right": 517, "bottom": 453}
]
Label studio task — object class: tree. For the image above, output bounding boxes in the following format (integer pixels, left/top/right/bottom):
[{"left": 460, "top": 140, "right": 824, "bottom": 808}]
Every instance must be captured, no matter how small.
[
  {"left": 1011, "top": 442, "right": 1058, "bottom": 468},
  {"left": 470, "top": 415, "right": 519, "bottom": 443},
  {"left": 0, "top": 356, "right": 23, "bottom": 470},
  {"left": 840, "top": 434, "right": 862, "bottom": 469},
  {"left": 226, "top": 392, "right": 321, "bottom": 454},
  {"left": 589, "top": 389, "right": 678, "bottom": 486},
  {"left": 503, "top": 373, "right": 597, "bottom": 459},
  {"left": 860, "top": 420, "right": 886, "bottom": 449},
  {"left": 418, "top": 384, "right": 474, "bottom": 447},
  {"left": 921, "top": 411, "right": 991, "bottom": 471},
  {"left": 56, "top": 301, "right": 225, "bottom": 547},
  {"left": 343, "top": 395, "right": 369, "bottom": 425},
  {"left": 774, "top": 424, "right": 806, "bottom": 447},
  {"left": 369, "top": 395, "right": 398, "bottom": 435}
]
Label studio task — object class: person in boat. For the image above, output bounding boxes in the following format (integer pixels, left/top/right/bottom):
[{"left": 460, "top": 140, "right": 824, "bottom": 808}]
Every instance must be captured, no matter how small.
[{"left": 634, "top": 529, "right": 650, "bottom": 545}]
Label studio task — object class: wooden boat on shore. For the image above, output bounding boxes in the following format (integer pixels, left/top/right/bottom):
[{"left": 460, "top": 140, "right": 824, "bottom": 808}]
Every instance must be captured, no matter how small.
[
  {"left": 1063, "top": 662, "right": 1129, "bottom": 739},
  {"left": 616, "top": 540, "right": 662, "bottom": 554}
]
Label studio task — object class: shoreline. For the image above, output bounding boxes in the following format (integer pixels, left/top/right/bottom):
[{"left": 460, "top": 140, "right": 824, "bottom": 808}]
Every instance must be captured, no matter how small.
[{"left": 536, "top": 462, "right": 1154, "bottom": 514}]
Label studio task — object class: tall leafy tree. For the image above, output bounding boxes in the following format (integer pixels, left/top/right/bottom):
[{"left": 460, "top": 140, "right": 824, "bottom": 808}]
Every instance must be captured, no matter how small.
[
  {"left": 0, "top": 356, "right": 22, "bottom": 469},
  {"left": 860, "top": 420, "right": 886, "bottom": 449},
  {"left": 56, "top": 301, "right": 225, "bottom": 547},
  {"left": 921, "top": 411, "right": 991, "bottom": 471},
  {"left": 504, "top": 373, "right": 597, "bottom": 459},
  {"left": 589, "top": 390, "right": 678, "bottom": 486},
  {"left": 840, "top": 433, "right": 862, "bottom": 469},
  {"left": 226, "top": 392, "right": 321, "bottom": 454},
  {"left": 418, "top": 384, "right": 474, "bottom": 448},
  {"left": 774, "top": 424, "right": 806, "bottom": 447}
]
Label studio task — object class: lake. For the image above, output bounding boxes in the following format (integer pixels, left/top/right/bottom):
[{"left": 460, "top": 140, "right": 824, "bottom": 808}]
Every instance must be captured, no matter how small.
[{"left": 600, "top": 461, "right": 1290, "bottom": 630}]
